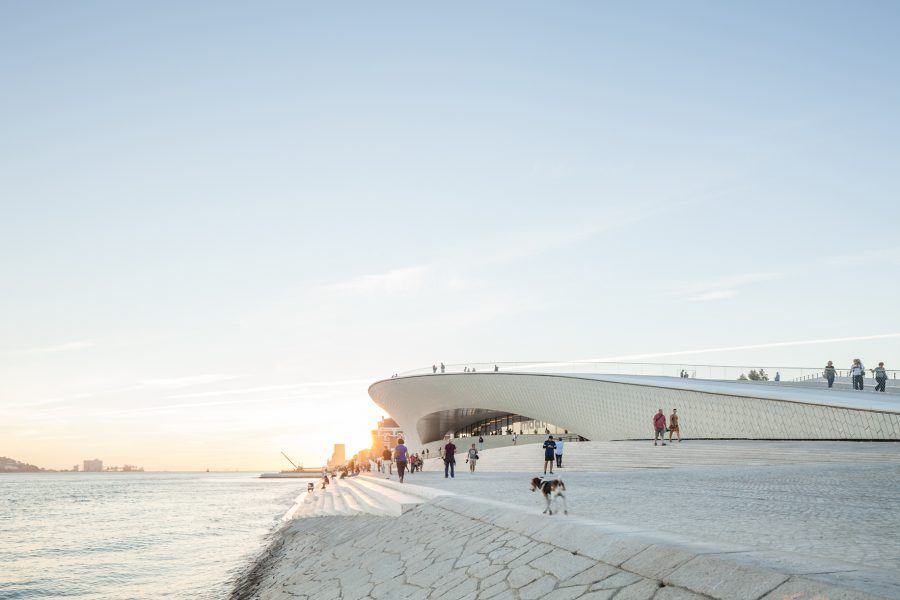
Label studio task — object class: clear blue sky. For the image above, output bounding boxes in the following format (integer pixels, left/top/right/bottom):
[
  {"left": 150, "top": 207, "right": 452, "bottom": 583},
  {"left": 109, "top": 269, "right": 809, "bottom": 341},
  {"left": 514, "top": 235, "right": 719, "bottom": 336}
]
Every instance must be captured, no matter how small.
[{"left": 2, "top": 2, "right": 898, "bottom": 469}]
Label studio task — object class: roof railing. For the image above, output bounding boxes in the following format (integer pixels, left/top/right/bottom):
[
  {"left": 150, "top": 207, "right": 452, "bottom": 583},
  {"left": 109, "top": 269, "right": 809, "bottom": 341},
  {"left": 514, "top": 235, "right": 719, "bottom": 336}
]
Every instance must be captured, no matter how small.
[{"left": 396, "top": 361, "right": 899, "bottom": 385}]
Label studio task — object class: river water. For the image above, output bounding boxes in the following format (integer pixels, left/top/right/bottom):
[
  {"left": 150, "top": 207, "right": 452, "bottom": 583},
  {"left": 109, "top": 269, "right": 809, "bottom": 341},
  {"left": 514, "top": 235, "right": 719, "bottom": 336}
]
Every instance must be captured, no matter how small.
[{"left": 0, "top": 472, "right": 309, "bottom": 599}]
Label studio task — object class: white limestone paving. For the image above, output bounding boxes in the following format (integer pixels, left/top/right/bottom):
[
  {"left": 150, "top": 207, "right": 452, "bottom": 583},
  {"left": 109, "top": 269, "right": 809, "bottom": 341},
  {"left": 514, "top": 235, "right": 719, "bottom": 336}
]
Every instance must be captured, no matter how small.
[{"left": 231, "top": 440, "right": 900, "bottom": 600}]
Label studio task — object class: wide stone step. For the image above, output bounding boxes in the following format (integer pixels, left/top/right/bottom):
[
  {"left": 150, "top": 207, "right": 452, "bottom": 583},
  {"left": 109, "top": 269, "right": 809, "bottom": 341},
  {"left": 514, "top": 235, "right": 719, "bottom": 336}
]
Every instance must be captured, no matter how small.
[
  {"left": 340, "top": 479, "right": 394, "bottom": 516},
  {"left": 336, "top": 483, "right": 363, "bottom": 513},
  {"left": 347, "top": 476, "right": 428, "bottom": 515}
]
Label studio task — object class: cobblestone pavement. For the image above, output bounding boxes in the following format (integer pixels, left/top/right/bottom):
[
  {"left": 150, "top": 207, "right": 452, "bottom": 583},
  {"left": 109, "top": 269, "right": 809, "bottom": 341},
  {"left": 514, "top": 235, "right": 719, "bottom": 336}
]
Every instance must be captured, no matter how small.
[
  {"left": 400, "top": 462, "right": 900, "bottom": 572},
  {"left": 234, "top": 504, "right": 705, "bottom": 600}
]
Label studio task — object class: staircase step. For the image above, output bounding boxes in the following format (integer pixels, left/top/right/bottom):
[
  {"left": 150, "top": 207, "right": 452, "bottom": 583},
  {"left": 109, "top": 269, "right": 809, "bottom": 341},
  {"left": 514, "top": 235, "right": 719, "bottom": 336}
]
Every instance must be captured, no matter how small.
[
  {"left": 330, "top": 488, "right": 348, "bottom": 514},
  {"left": 337, "top": 483, "right": 362, "bottom": 513},
  {"left": 340, "top": 479, "right": 394, "bottom": 516},
  {"left": 348, "top": 476, "right": 427, "bottom": 515}
]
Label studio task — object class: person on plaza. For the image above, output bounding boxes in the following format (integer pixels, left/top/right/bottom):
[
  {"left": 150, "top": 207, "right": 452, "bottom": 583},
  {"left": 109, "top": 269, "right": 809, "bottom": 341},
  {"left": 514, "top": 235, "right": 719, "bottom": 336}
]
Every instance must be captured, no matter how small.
[
  {"left": 554, "top": 437, "right": 564, "bottom": 468},
  {"left": 653, "top": 409, "right": 667, "bottom": 446},
  {"left": 440, "top": 362, "right": 445, "bottom": 373},
  {"left": 512, "top": 433, "right": 518, "bottom": 445},
  {"left": 850, "top": 358, "right": 866, "bottom": 390},
  {"left": 542, "top": 435, "right": 557, "bottom": 474},
  {"left": 432, "top": 364, "right": 437, "bottom": 374},
  {"left": 824, "top": 361, "right": 837, "bottom": 388},
  {"left": 494, "top": 364, "right": 499, "bottom": 372},
  {"left": 668, "top": 408, "right": 681, "bottom": 442},
  {"left": 774, "top": 372, "right": 781, "bottom": 382},
  {"left": 467, "top": 443, "right": 478, "bottom": 472},
  {"left": 381, "top": 446, "right": 392, "bottom": 477},
  {"left": 443, "top": 439, "right": 457, "bottom": 478},
  {"left": 393, "top": 438, "right": 409, "bottom": 483},
  {"left": 679, "top": 369, "right": 685, "bottom": 378},
  {"left": 478, "top": 435, "right": 484, "bottom": 451},
  {"left": 873, "top": 362, "right": 888, "bottom": 392}
]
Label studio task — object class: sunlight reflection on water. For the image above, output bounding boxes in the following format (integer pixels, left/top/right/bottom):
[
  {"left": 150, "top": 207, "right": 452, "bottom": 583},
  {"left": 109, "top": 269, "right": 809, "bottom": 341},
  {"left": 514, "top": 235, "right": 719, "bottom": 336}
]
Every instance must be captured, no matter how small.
[{"left": 0, "top": 472, "right": 311, "bottom": 599}]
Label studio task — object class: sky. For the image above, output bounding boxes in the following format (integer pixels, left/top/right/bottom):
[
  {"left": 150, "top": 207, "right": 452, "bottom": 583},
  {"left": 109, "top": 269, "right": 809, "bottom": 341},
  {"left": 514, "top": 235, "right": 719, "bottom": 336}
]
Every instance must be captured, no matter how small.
[{"left": 2, "top": 2, "right": 898, "bottom": 470}]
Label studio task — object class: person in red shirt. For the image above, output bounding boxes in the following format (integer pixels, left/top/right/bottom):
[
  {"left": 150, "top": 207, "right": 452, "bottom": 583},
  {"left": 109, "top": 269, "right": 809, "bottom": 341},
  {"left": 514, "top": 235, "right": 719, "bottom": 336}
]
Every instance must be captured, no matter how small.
[{"left": 653, "top": 409, "right": 667, "bottom": 446}]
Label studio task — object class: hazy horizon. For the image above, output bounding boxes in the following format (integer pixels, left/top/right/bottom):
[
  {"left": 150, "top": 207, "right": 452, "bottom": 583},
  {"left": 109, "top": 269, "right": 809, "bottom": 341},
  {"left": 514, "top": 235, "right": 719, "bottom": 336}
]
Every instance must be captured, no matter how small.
[{"left": 3, "top": 2, "right": 899, "bottom": 470}]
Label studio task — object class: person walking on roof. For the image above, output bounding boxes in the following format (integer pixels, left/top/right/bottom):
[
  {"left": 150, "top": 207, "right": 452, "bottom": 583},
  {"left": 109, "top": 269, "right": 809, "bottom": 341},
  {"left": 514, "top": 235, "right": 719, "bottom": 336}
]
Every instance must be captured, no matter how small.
[
  {"left": 432, "top": 364, "right": 437, "bottom": 374},
  {"left": 851, "top": 359, "right": 866, "bottom": 390},
  {"left": 554, "top": 437, "right": 564, "bottom": 468},
  {"left": 824, "top": 361, "right": 836, "bottom": 388},
  {"left": 543, "top": 435, "right": 557, "bottom": 474},
  {"left": 653, "top": 410, "right": 667, "bottom": 446},
  {"left": 440, "top": 362, "right": 445, "bottom": 373},
  {"left": 443, "top": 440, "right": 457, "bottom": 478},
  {"left": 874, "top": 362, "right": 888, "bottom": 392}
]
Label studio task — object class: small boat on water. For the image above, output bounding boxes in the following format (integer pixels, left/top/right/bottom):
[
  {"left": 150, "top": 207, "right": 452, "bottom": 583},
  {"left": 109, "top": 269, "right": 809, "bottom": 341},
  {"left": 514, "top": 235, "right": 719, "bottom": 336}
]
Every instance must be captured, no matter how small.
[{"left": 259, "top": 451, "right": 323, "bottom": 478}]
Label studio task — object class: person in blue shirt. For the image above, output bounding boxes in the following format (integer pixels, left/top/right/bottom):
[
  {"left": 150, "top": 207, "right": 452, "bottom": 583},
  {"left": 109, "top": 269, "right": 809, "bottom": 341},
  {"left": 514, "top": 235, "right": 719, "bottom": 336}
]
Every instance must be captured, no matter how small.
[{"left": 542, "top": 436, "right": 557, "bottom": 475}]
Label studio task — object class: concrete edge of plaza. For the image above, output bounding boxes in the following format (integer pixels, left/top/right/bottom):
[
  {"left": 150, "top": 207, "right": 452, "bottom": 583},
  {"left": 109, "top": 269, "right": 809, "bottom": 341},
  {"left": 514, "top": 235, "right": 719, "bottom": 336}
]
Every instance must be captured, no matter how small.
[
  {"left": 355, "top": 474, "right": 899, "bottom": 600},
  {"left": 368, "top": 371, "right": 900, "bottom": 452}
]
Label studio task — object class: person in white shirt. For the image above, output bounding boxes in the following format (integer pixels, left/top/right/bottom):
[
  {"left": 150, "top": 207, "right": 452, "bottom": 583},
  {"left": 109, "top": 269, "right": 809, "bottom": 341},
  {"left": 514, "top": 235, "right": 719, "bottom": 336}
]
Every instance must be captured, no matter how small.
[
  {"left": 850, "top": 359, "right": 866, "bottom": 390},
  {"left": 554, "top": 438, "right": 565, "bottom": 468}
]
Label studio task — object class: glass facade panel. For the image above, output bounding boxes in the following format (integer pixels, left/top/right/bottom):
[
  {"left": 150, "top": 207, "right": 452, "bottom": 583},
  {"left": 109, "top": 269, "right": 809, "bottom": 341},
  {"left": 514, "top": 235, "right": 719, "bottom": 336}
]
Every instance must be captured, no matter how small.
[{"left": 451, "top": 413, "right": 572, "bottom": 437}]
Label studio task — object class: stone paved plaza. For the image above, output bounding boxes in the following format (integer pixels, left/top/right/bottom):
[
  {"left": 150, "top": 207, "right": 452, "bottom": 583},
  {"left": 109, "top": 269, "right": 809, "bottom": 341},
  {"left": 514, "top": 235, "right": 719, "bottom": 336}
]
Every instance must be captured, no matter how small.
[
  {"left": 234, "top": 503, "right": 764, "bottom": 600},
  {"left": 233, "top": 441, "right": 900, "bottom": 599},
  {"left": 401, "top": 462, "right": 900, "bottom": 572}
]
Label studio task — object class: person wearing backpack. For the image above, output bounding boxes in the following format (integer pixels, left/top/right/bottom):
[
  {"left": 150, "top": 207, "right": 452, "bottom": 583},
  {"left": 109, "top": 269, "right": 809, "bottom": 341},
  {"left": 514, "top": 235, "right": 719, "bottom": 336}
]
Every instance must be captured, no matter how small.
[{"left": 873, "top": 362, "right": 888, "bottom": 392}]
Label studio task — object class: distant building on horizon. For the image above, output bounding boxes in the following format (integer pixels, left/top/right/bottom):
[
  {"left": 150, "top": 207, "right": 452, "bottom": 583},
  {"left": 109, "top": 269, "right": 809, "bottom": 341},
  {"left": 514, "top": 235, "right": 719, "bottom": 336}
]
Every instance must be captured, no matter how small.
[
  {"left": 327, "top": 444, "right": 346, "bottom": 469},
  {"left": 83, "top": 459, "right": 103, "bottom": 472}
]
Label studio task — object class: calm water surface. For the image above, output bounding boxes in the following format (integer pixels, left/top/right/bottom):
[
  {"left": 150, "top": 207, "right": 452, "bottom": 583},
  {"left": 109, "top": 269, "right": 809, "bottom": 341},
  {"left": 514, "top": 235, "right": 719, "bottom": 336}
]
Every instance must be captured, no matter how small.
[{"left": 0, "top": 472, "right": 308, "bottom": 599}]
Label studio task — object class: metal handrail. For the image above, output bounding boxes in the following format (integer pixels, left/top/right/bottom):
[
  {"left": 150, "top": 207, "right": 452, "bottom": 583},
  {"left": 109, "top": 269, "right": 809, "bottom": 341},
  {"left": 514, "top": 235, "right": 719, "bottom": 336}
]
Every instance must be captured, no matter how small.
[{"left": 396, "top": 360, "right": 899, "bottom": 383}]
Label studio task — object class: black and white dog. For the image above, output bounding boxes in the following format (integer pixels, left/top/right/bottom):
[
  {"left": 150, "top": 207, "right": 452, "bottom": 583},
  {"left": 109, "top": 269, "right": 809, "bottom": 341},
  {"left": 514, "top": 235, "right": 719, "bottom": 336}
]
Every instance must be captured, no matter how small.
[{"left": 530, "top": 477, "right": 568, "bottom": 515}]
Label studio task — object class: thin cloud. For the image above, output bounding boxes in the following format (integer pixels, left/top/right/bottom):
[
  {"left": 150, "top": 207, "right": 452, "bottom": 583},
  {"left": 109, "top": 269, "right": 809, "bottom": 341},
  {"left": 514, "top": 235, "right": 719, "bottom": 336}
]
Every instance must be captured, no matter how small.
[
  {"left": 166, "top": 378, "right": 373, "bottom": 400},
  {"left": 590, "top": 332, "right": 900, "bottom": 362},
  {"left": 21, "top": 340, "right": 94, "bottom": 355},
  {"left": 321, "top": 266, "right": 431, "bottom": 294},
  {"left": 668, "top": 271, "right": 785, "bottom": 302},
  {"left": 136, "top": 374, "right": 242, "bottom": 389},
  {"left": 317, "top": 183, "right": 741, "bottom": 298},
  {"left": 690, "top": 290, "right": 738, "bottom": 302}
]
